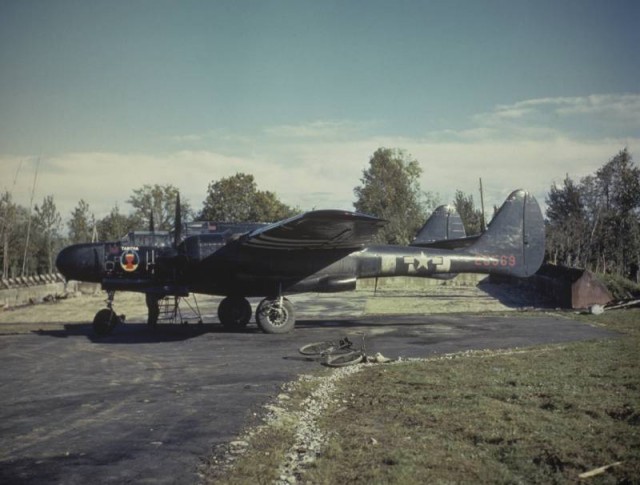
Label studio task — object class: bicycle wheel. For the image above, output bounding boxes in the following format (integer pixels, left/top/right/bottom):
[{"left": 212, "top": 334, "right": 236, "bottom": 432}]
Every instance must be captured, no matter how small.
[
  {"left": 323, "top": 351, "right": 365, "bottom": 367},
  {"left": 299, "top": 341, "right": 338, "bottom": 356}
]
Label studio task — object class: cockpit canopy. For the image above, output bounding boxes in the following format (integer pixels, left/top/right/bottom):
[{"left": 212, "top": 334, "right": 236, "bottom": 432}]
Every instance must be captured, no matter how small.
[
  {"left": 120, "top": 231, "right": 171, "bottom": 247},
  {"left": 119, "top": 221, "right": 269, "bottom": 247}
]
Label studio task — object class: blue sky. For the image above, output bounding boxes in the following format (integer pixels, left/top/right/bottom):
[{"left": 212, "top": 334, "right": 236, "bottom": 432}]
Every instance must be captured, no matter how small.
[{"left": 1, "top": 0, "right": 639, "bottom": 221}]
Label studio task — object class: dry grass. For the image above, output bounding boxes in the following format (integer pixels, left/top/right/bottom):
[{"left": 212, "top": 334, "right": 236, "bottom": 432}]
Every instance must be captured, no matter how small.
[{"left": 0, "top": 293, "right": 148, "bottom": 332}]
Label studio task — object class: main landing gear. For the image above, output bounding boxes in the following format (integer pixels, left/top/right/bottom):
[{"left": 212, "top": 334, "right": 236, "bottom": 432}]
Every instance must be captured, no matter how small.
[
  {"left": 255, "top": 297, "right": 295, "bottom": 334},
  {"left": 92, "top": 291, "right": 125, "bottom": 337},
  {"left": 91, "top": 292, "right": 297, "bottom": 336},
  {"left": 217, "top": 296, "right": 296, "bottom": 334}
]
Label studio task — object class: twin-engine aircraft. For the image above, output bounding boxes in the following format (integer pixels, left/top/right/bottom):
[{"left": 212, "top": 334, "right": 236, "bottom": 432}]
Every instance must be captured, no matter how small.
[{"left": 56, "top": 189, "right": 544, "bottom": 335}]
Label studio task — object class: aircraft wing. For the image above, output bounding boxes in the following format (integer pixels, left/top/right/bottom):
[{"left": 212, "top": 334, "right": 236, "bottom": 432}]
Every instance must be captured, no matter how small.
[{"left": 240, "top": 210, "right": 387, "bottom": 250}]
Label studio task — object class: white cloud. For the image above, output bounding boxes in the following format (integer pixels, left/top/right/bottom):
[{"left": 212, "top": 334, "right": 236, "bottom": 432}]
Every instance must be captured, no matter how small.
[
  {"left": 510, "top": 94, "right": 640, "bottom": 118},
  {"left": 262, "top": 120, "right": 373, "bottom": 139},
  {"left": 169, "top": 133, "right": 205, "bottom": 143},
  {"left": 2, "top": 94, "right": 638, "bottom": 225},
  {"left": 410, "top": 94, "right": 640, "bottom": 207},
  {"left": 473, "top": 94, "right": 640, "bottom": 135}
]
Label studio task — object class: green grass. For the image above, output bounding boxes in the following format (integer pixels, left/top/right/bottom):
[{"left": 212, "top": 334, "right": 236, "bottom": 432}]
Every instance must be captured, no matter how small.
[
  {"left": 306, "top": 311, "right": 640, "bottom": 484},
  {"left": 599, "top": 273, "right": 640, "bottom": 300},
  {"left": 200, "top": 423, "right": 295, "bottom": 485},
  {"left": 207, "top": 310, "right": 640, "bottom": 484}
]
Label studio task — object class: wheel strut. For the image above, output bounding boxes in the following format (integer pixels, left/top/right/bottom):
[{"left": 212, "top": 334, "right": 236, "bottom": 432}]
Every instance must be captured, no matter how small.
[
  {"left": 106, "top": 290, "right": 115, "bottom": 310},
  {"left": 93, "top": 291, "right": 124, "bottom": 336}
]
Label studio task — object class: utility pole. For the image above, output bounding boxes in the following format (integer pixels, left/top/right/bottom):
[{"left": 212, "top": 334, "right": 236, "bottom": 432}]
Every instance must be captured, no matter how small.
[
  {"left": 21, "top": 158, "right": 40, "bottom": 277},
  {"left": 479, "top": 177, "right": 486, "bottom": 232}
]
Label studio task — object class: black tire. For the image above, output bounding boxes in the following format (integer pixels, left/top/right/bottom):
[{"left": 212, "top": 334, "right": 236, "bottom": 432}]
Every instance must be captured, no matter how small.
[
  {"left": 93, "top": 308, "right": 120, "bottom": 337},
  {"left": 323, "top": 351, "right": 365, "bottom": 367},
  {"left": 218, "top": 296, "right": 251, "bottom": 330},
  {"left": 299, "top": 337, "right": 353, "bottom": 356},
  {"left": 299, "top": 341, "right": 338, "bottom": 356},
  {"left": 255, "top": 297, "right": 295, "bottom": 334}
]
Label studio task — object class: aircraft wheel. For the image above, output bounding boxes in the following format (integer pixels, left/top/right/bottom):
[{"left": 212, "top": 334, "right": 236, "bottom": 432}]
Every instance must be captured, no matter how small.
[
  {"left": 93, "top": 308, "right": 120, "bottom": 336},
  {"left": 255, "top": 297, "right": 295, "bottom": 334},
  {"left": 218, "top": 296, "right": 252, "bottom": 330}
]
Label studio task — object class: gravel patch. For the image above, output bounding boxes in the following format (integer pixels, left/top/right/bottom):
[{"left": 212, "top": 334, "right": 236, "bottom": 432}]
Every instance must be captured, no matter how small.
[{"left": 272, "top": 365, "right": 365, "bottom": 484}]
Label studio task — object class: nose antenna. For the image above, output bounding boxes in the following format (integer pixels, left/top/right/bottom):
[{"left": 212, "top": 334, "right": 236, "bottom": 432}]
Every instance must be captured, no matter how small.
[{"left": 174, "top": 192, "right": 182, "bottom": 247}]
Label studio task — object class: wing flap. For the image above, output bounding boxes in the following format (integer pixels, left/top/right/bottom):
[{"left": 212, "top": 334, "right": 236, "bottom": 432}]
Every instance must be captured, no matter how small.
[{"left": 240, "top": 210, "right": 386, "bottom": 250}]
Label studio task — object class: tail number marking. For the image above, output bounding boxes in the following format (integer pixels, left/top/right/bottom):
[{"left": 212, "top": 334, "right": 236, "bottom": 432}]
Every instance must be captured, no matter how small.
[{"left": 475, "top": 255, "right": 516, "bottom": 267}]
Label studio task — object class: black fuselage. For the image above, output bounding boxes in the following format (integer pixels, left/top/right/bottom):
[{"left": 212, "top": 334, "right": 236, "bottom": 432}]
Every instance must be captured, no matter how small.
[{"left": 56, "top": 233, "right": 522, "bottom": 299}]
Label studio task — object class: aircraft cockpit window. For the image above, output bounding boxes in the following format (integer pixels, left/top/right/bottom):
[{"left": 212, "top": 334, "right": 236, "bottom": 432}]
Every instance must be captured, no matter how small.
[{"left": 120, "top": 232, "right": 171, "bottom": 247}]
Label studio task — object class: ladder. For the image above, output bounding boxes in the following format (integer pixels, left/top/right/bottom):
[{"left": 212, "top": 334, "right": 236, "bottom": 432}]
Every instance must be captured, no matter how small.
[{"left": 157, "top": 294, "right": 203, "bottom": 324}]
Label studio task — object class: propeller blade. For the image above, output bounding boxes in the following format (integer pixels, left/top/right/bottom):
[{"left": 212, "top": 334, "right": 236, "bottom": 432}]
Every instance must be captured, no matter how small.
[
  {"left": 174, "top": 192, "right": 182, "bottom": 247},
  {"left": 149, "top": 211, "right": 155, "bottom": 233}
]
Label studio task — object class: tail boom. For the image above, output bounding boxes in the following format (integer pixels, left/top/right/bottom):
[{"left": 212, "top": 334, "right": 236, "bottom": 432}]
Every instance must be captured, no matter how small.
[
  {"left": 357, "top": 246, "right": 532, "bottom": 279},
  {"left": 355, "top": 190, "right": 544, "bottom": 280}
]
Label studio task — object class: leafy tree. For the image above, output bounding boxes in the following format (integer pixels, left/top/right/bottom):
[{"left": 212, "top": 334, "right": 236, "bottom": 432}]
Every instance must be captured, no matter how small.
[
  {"left": 200, "top": 173, "right": 296, "bottom": 222},
  {"left": 68, "top": 199, "right": 95, "bottom": 244},
  {"left": 544, "top": 149, "right": 640, "bottom": 278},
  {"left": 4, "top": 204, "right": 31, "bottom": 278},
  {"left": 592, "top": 149, "right": 640, "bottom": 275},
  {"left": 251, "top": 190, "right": 297, "bottom": 222},
  {"left": 127, "top": 184, "right": 192, "bottom": 231},
  {"left": 595, "top": 148, "right": 640, "bottom": 214},
  {"left": 453, "top": 190, "right": 484, "bottom": 236},
  {"left": 0, "top": 191, "right": 18, "bottom": 279},
  {"left": 33, "top": 195, "right": 63, "bottom": 274},
  {"left": 545, "top": 175, "right": 588, "bottom": 266},
  {"left": 353, "top": 148, "right": 438, "bottom": 245},
  {"left": 96, "top": 204, "right": 140, "bottom": 241}
]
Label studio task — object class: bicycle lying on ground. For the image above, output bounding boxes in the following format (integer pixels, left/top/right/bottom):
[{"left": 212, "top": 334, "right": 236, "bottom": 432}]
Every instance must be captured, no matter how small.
[{"left": 298, "top": 334, "right": 367, "bottom": 367}]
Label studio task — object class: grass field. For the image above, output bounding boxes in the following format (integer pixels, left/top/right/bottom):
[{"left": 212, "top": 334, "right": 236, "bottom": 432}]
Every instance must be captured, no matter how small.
[{"left": 208, "top": 310, "right": 639, "bottom": 484}]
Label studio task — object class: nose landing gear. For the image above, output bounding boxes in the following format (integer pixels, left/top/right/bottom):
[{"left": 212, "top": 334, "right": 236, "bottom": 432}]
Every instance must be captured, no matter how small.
[{"left": 92, "top": 291, "right": 125, "bottom": 337}]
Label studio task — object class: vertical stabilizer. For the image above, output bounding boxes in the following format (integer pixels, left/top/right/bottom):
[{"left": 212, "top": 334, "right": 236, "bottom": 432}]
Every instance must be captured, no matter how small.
[
  {"left": 468, "top": 190, "right": 545, "bottom": 277},
  {"left": 412, "top": 205, "right": 466, "bottom": 245}
]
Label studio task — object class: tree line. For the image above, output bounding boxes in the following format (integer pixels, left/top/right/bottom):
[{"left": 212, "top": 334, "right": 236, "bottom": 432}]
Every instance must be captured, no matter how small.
[
  {"left": 1, "top": 147, "right": 637, "bottom": 282},
  {"left": 545, "top": 148, "right": 639, "bottom": 280},
  {"left": 0, "top": 173, "right": 299, "bottom": 279}
]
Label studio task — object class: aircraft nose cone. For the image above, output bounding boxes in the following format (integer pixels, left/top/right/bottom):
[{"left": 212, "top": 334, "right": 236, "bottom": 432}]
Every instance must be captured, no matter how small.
[{"left": 56, "top": 244, "right": 104, "bottom": 282}]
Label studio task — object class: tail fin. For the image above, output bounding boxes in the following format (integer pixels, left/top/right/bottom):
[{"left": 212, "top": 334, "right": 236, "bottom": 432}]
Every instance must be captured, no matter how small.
[
  {"left": 467, "top": 190, "right": 545, "bottom": 277},
  {"left": 412, "top": 205, "right": 466, "bottom": 245}
]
